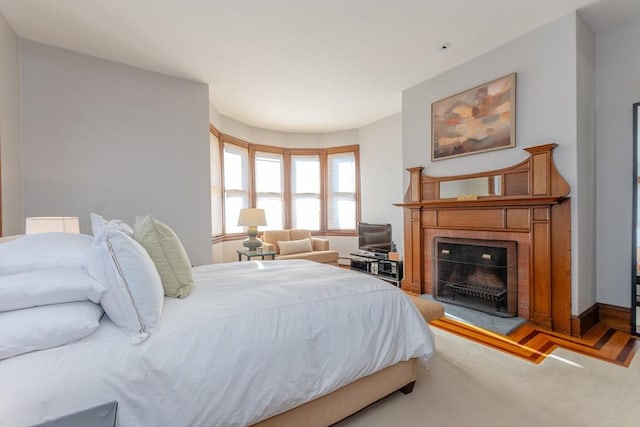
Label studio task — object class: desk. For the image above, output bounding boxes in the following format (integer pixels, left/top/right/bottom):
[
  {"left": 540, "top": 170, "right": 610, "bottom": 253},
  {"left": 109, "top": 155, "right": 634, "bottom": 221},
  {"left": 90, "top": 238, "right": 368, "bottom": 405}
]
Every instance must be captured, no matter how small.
[{"left": 237, "top": 249, "right": 276, "bottom": 261}]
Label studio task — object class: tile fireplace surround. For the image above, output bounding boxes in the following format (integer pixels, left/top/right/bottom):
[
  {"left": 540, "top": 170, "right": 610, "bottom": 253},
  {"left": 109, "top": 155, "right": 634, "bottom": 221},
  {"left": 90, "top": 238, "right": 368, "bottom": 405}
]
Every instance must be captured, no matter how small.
[{"left": 395, "top": 144, "right": 572, "bottom": 334}]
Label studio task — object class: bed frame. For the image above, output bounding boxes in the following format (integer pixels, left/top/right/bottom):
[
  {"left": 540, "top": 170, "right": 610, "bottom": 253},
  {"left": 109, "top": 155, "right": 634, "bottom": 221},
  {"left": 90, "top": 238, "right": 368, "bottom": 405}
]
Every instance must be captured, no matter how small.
[{"left": 253, "top": 358, "right": 418, "bottom": 426}]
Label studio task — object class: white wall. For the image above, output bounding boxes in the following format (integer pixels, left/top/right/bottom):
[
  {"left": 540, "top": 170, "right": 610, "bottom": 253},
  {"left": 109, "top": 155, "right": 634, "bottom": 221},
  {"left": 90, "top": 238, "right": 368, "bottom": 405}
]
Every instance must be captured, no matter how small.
[
  {"left": 209, "top": 102, "right": 222, "bottom": 131},
  {"left": 403, "top": 14, "right": 578, "bottom": 183},
  {"left": 595, "top": 16, "right": 640, "bottom": 308},
  {"left": 358, "top": 113, "right": 404, "bottom": 251},
  {"left": 20, "top": 41, "right": 213, "bottom": 265},
  {"left": 0, "top": 12, "right": 22, "bottom": 236},
  {"left": 402, "top": 14, "right": 586, "bottom": 313}
]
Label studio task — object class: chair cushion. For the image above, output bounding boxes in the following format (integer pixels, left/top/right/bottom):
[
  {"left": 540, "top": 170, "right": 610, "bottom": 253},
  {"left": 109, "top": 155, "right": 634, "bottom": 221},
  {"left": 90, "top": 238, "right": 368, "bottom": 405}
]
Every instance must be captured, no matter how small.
[
  {"left": 278, "top": 238, "right": 313, "bottom": 255},
  {"left": 289, "top": 229, "right": 312, "bottom": 241},
  {"left": 311, "top": 237, "right": 330, "bottom": 251},
  {"left": 276, "top": 250, "right": 339, "bottom": 265},
  {"left": 262, "top": 230, "right": 291, "bottom": 253}
]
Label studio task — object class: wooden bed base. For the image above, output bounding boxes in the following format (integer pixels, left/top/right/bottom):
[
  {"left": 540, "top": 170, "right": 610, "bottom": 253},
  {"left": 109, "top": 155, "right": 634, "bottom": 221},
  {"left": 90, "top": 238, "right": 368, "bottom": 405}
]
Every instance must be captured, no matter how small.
[{"left": 252, "top": 358, "right": 418, "bottom": 427}]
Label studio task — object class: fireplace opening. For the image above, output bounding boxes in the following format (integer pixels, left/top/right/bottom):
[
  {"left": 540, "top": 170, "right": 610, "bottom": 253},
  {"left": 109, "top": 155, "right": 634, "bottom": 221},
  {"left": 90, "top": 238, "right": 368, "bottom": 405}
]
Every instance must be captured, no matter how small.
[{"left": 433, "top": 237, "right": 517, "bottom": 317}]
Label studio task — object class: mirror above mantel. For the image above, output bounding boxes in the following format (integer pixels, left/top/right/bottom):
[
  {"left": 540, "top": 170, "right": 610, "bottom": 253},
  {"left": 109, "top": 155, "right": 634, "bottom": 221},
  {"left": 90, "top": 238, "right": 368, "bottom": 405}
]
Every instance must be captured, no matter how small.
[
  {"left": 439, "top": 176, "right": 503, "bottom": 199},
  {"left": 401, "top": 144, "right": 570, "bottom": 205}
]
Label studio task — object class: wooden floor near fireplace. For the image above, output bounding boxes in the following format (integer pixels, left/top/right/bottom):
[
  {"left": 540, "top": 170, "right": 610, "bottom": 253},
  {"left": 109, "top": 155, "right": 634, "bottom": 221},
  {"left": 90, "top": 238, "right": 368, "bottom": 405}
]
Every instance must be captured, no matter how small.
[{"left": 430, "top": 317, "right": 639, "bottom": 367}]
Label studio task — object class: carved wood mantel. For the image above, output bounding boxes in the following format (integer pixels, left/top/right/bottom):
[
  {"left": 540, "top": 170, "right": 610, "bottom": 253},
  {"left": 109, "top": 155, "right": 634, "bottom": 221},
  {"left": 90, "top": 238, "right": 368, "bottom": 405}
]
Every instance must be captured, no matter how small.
[{"left": 395, "top": 144, "right": 572, "bottom": 334}]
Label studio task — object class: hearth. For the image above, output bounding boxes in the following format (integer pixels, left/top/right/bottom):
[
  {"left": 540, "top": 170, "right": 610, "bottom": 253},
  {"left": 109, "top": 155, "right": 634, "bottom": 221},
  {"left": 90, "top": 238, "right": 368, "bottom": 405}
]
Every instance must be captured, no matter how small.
[{"left": 433, "top": 237, "right": 517, "bottom": 317}]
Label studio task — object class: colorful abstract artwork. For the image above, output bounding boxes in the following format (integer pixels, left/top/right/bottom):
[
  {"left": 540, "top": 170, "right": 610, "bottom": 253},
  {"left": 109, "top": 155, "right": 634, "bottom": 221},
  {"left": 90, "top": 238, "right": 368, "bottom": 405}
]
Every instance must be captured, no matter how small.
[{"left": 432, "top": 73, "right": 516, "bottom": 161}]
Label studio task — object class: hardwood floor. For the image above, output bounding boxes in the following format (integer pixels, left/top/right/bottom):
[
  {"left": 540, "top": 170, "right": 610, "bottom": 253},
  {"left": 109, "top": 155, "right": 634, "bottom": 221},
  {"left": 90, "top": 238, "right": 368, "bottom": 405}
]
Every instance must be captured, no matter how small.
[{"left": 430, "top": 316, "right": 639, "bottom": 367}]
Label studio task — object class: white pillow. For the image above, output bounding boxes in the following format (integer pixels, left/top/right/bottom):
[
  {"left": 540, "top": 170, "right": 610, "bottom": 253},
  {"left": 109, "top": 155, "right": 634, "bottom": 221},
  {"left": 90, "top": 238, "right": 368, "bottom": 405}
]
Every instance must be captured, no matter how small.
[
  {"left": 0, "top": 232, "right": 93, "bottom": 275},
  {"left": 89, "top": 212, "right": 134, "bottom": 236},
  {"left": 88, "top": 213, "right": 164, "bottom": 342},
  {"left": 0, "top": 301, "right": 103, "bottom": 360},
  {"left": 278, "top": 237, "right": 313, "bottom": 255},
  {"left": 0, "top": 269, "right": 105, "bottom": 312}
]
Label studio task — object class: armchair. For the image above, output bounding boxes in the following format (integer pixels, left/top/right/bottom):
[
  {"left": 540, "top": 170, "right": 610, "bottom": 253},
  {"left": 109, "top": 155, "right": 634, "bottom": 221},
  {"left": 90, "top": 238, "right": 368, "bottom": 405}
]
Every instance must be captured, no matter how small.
[{"left": 261, "top": 229, "right": 339, "bottom": 266}]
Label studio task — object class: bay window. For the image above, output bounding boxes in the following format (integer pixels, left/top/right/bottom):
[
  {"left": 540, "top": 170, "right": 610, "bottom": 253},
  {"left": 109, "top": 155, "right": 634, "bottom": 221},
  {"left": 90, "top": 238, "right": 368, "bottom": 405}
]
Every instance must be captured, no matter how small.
[{"left": 214, "top": 129, "right": 359, "bottom": 237}]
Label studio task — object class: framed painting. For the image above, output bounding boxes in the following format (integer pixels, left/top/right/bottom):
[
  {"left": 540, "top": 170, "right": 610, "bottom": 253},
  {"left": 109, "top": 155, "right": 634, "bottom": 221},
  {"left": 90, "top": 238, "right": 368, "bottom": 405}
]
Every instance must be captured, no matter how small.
[{"left": 431, "top": 73, "right": 516, "bottom": 161}]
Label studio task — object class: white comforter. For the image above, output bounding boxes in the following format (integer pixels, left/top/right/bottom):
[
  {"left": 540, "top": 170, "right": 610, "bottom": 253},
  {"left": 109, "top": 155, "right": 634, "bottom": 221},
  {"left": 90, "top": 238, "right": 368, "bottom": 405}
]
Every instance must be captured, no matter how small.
[{"left": 0, "top": 260, "right": 434, "bottom": 427}]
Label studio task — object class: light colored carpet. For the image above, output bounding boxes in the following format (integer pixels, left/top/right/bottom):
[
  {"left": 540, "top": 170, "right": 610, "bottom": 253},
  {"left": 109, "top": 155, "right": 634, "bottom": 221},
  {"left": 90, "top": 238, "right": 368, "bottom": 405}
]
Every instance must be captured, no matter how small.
[{"left": 336, "top": 327, "right": 640, "bottom": 427}]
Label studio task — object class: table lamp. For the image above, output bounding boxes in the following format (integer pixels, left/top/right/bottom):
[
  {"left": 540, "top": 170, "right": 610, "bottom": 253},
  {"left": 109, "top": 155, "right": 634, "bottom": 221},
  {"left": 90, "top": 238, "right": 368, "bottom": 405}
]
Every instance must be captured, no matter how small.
[
  {"left": 237, "top": 208, "right": 267, "bottom": 251},
  {"left": 25, "top": 217, "right": 80, "bottom": 234}
]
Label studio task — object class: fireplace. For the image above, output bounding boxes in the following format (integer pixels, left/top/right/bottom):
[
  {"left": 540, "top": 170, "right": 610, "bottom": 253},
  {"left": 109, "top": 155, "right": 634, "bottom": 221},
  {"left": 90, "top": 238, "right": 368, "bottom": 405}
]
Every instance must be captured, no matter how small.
[
  {"left": 433, "top": 238, "right": 517, "bottom": 317},
  {"left": 396, "top": 144, "right": 573, "bottom": 334}
]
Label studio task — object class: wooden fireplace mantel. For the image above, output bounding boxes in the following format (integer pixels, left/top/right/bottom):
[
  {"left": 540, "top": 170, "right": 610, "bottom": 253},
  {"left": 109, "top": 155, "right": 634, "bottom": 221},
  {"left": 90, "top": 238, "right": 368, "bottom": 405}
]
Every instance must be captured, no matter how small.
[{"left": 395, "top": 143, "right": 572, "bottom": 334}]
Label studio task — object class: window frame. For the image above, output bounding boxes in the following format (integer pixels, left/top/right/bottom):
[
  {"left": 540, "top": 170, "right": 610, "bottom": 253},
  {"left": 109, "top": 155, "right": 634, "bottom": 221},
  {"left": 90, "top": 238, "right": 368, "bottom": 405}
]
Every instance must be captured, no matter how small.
[
  {"left": 326, "top": 147, "right": 359, "bottom": 233},
  {"left": 253, "top": 146, "right": 286, "bottom": 231},
  {"left": 209, "top": 125, "right": 224, "bottom": 242},
  {"left": 212, "top": 127, "right": 360, "bottom": 239},
  {"left": 222, "top": 136, "right": 250, "bottom": 236},
  {"left": 290, "top": 151, "right": 322, "bottom": 231}
]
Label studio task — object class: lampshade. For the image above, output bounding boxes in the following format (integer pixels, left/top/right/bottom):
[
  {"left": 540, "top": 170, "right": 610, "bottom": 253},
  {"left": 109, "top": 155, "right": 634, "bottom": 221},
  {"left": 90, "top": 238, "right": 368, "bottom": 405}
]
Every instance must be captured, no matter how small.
[
  {"left": 237, "top": 208, "right": 267, "bottom": 227},
  {"left": 25, "top": 217, "right": 80, "bottom": 234}
]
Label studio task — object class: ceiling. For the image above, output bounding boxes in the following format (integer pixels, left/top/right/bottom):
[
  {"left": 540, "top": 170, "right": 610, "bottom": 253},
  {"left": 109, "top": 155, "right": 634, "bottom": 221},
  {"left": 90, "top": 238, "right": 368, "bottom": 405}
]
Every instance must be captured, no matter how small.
[{"left": 0, "top": 0, "right": 638, "bottom": 133}]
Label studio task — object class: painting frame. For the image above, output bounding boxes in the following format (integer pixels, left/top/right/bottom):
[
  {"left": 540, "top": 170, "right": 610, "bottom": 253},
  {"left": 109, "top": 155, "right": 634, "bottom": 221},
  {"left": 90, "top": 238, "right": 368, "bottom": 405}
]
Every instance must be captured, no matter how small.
[{"left": 431, "top": 73, "right": 516, "bottom": 161}]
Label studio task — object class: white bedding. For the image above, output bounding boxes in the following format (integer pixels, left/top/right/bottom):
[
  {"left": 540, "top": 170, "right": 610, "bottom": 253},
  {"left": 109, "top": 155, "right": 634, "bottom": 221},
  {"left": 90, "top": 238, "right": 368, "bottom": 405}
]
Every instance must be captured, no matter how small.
[{"left": 0, "top": 260, "right": 434, "bottom": 427}]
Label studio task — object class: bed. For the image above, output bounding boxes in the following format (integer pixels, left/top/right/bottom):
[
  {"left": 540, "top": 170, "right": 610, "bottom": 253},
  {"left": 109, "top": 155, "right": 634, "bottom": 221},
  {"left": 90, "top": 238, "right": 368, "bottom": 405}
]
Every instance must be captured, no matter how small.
[{"left": 0, "top": 257, "right": 434, "bottom": 426}]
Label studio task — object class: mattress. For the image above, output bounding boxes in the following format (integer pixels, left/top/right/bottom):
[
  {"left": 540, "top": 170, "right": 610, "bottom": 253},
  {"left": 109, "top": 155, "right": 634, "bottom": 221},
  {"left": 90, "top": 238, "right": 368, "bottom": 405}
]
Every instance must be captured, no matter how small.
[{"left": 0, "top": 260, "right": 434, "bottom": 427}]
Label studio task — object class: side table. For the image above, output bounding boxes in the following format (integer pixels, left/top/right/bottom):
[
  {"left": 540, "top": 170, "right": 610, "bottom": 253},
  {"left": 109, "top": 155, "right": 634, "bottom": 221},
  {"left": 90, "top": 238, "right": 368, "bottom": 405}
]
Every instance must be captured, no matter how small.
[{"left": 237, "top": 249, "right": 276, "bottom": 261}]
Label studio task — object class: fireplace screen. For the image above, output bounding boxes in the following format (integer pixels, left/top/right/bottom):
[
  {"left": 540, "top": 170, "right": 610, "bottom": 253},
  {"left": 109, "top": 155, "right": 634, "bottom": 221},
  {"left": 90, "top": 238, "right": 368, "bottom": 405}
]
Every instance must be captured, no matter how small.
[{"left": 433, "top": 238, "right": 517, "bottom": 317}]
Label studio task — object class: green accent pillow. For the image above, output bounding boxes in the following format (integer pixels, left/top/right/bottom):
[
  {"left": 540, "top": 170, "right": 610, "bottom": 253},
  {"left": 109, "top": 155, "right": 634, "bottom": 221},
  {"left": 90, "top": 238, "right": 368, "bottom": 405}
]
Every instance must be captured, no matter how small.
[{"left": 133, "top": 215, "right": 193, "bottom": 298}]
